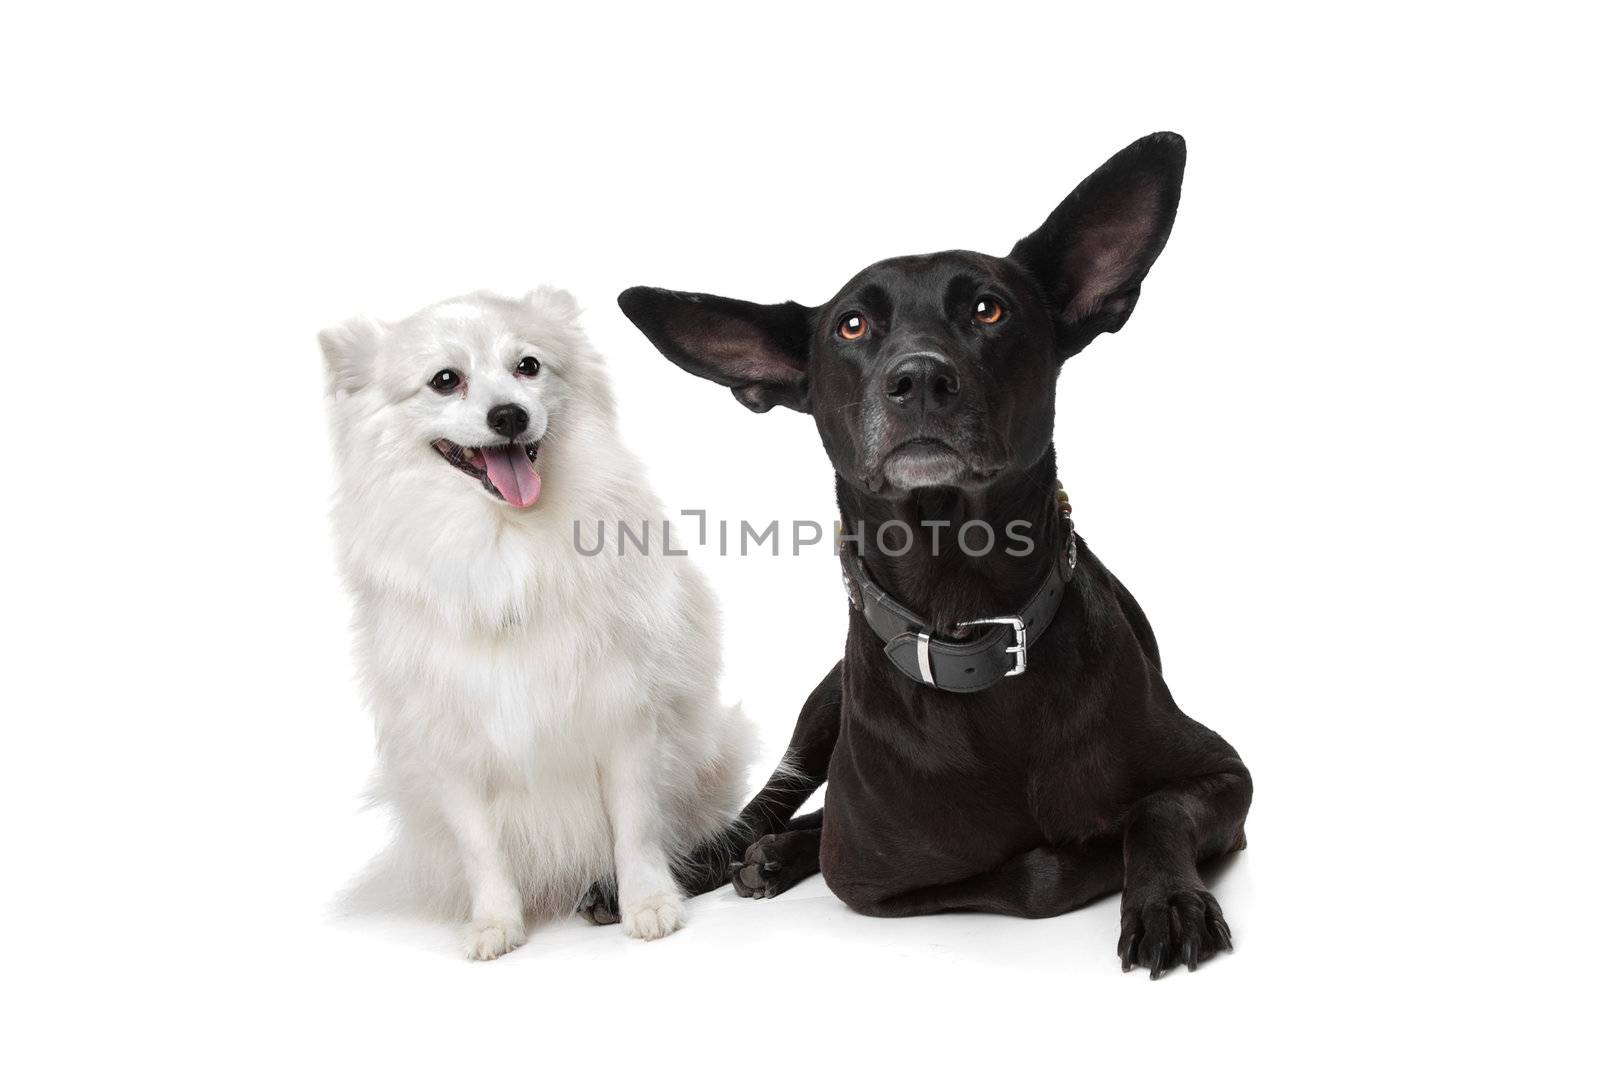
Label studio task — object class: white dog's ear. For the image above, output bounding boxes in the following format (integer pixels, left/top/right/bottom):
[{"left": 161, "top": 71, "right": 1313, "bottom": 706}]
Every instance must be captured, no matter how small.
[
  {"left": 523, "top": 285, "right": 581, "bottom": 322},
  {"left": 318, "top": 315, "right": 385, "bottom": 394}
]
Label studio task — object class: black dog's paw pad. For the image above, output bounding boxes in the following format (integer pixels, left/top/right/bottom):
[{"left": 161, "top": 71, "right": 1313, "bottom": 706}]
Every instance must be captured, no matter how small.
[
  {"left": 730, "top": 834, "right": 795, "bottom": 900},
  {"left": 1118, "top": 888, "right": 1230, "bottom": 979},
  {"left": 577, "top": 880, "right": 620, "bottom": 925}
]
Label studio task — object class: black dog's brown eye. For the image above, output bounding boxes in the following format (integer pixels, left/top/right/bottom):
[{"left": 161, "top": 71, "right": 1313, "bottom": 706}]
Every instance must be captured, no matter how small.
[
  {"left": 429, "top": 369, "right": 463, "bottom": 393},
  {"left": 839, "top": 313, "right": 868, "bottom": 341},
  {"left": 515, "top": 355, "right": 541, "bottom": 377},
  {"left": 974, "top": 298, "right": 1005, "bottom": 325}
]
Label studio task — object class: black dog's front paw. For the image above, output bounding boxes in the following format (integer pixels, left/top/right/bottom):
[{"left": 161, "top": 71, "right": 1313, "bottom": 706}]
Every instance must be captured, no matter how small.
[
  {"left": 1118, "top": 885, "right": 1232, "bottom": 979},
  {"left": 577, "top": 879, "right": 619, "bottom": 925},
  {"left": 730, "top": 834, "right": 804, "bottom": 899}
]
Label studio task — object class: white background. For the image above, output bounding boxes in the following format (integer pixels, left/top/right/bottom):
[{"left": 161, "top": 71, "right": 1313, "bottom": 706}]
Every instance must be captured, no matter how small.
[{"left": 4, "top": 2, "right": 1595, "bottom": 1062}]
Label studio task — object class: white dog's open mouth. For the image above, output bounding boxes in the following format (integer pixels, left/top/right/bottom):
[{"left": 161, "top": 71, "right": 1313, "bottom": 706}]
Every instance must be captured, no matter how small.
[{"left": 432, "top": 439, "right": 542, "bottom": 508}]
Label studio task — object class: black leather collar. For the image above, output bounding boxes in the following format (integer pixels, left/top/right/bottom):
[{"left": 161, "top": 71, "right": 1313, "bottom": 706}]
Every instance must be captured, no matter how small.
[{"left": 840, "top": 487, "right": 1078, "bottom": 693}]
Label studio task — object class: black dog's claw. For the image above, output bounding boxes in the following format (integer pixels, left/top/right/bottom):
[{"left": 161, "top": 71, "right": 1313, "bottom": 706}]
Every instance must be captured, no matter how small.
[
  {"left": 1203, "top": 898, "right": 1233, "bottom": 952},
  {"left": 1117, "top": 922, "right": 1138, "bottom": 971}
]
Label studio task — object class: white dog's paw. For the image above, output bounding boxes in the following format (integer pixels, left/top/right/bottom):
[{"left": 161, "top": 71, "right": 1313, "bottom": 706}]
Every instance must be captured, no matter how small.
[
  {"left": 621, "top": 891, "right": 685, "bottom": 941},
  {"left": 465, "top": 919, "right": 527, "bottom": 961}
]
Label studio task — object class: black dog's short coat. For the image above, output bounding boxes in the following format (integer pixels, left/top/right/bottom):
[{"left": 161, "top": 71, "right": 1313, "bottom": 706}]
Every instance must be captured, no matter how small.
[{"left": 600, "top": 133, "right": 1250, "bottom": 977}]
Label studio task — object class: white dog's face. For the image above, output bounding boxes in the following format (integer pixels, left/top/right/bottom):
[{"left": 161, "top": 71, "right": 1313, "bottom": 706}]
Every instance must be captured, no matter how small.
[{"left": 321, "top": 288, "right": 594, "bottom": 513}]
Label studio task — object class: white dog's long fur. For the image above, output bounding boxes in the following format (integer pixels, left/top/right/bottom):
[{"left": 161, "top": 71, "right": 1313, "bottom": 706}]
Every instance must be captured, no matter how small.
[{"left": 321, "top": 287, "right": 752, "bottom": 958}]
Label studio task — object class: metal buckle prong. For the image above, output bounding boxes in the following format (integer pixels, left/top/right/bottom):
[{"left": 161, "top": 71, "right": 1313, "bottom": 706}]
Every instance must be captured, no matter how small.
[
  {"left": 916, "top": 631, "right": 935, "bottom": 685},
  {"left": 958, "top": 614, "right": 1028, "bottom": 676}
]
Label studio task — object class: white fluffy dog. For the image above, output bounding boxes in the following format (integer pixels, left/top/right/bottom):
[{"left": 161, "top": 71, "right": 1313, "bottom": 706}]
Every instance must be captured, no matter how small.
[{"left": 320, "top": 287, "right": 752, "bottom": 959}]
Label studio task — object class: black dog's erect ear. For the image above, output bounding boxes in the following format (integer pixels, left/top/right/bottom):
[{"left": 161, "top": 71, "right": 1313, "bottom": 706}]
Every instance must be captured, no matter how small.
[
  {"left": 1009, "top": 131, "right": 1186, "bottom": 358},
  {"left": 618, "top": 287, "right": 813, "bottom": 413}
]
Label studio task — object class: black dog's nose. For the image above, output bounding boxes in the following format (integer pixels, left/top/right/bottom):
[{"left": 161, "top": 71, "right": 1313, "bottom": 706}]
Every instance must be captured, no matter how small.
[
  {"left": 486, "top": 403, "right": 530, "bottom": 438},
  {"left": 883, "top": 353, "right": 960, "bottom": 413}
]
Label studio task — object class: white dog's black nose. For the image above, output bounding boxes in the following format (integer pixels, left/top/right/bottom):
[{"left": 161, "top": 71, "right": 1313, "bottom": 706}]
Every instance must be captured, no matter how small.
[
  {"left": 487, "top": 403, "right": 530, "bottom": 439},
  {"left": 883, "top": 352, "right": 961, "bottom": 414}
]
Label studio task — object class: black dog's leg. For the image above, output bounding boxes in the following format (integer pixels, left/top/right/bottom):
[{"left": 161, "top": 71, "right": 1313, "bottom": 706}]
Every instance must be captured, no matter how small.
[
  {"left": 845, "top": 768, "right": 1249, "bottom": 979},
  {"left": 676, "top": 662, "right": 840, "bottom": 895},
  {"left": 1117, "top": 768, "right": 1251, "bottom": 978},
  {"left": 580, "top": 662, "right": 842, "bottom": 921},
  {"left": 730, "top": 809, "right": 824, "bottom": 899}
]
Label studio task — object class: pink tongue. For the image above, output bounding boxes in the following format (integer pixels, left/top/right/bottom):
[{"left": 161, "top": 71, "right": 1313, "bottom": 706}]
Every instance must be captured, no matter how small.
[{"left": 482, "top": 444, "right": 541, "bottom": 508}]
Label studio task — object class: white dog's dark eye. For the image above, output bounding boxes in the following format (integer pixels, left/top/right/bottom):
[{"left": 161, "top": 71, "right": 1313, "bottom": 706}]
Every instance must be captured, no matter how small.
[
  {"left": 515, "top": 355, "right": 541, "bottom": 377},
  {"left": 429, "top": 369, "right": 463, "bottom": 393}
]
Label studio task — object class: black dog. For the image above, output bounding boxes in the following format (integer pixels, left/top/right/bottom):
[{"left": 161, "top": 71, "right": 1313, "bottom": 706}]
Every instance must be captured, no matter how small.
[{"left": 609, "top": 133, "right": 1250, "bottom": 977}]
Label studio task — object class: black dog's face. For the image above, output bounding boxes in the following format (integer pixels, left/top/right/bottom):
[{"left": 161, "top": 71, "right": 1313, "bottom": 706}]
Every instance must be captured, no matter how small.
[
  {"left": 620, "top": 132, "right": 1187, "bottom": 500},
  {"left": 807, "top": 251, "right": 1059, "bottom": 495}
]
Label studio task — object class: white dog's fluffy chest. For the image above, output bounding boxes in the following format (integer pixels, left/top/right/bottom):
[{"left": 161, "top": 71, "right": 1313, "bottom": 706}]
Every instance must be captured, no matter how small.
[{"left": 362, "top": 566, "right": 643, "bottom": 777}]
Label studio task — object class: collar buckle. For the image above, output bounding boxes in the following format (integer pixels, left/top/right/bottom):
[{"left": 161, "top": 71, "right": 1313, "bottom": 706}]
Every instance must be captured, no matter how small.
[{"left": 957, "top": 614, "right": 1028, "bottom": 677}]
